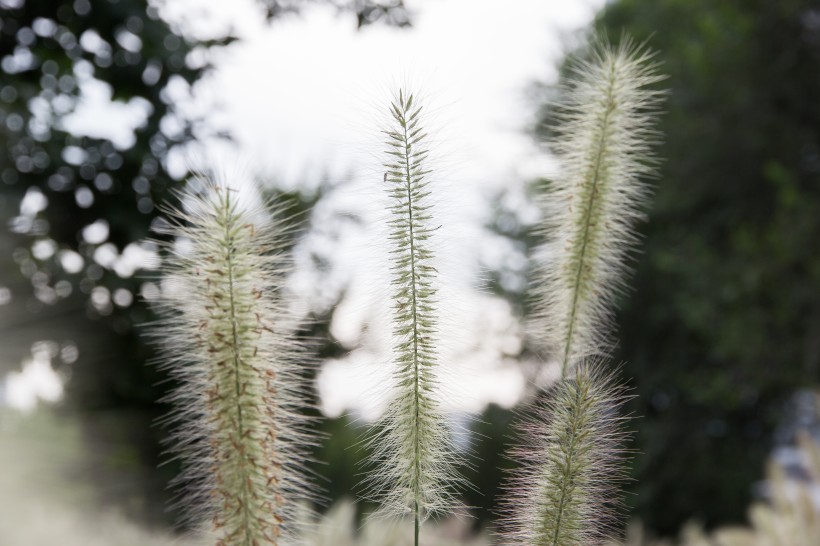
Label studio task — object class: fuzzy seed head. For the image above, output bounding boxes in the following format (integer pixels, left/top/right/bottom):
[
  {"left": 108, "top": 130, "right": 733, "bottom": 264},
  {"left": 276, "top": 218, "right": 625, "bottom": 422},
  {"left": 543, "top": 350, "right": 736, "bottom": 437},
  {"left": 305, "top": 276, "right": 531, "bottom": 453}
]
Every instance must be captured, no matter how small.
[
  {"left": 362, "top": 90, "right": 461, "bottom": 522},
  {"left": 533, "top": 38, "right": 665, "bottom": 375},
  {"left": 153, "top": 178, "right": 314, "bottom": 545},
  {"left": 500, "top": 363, "right": 631, "bottom": 546}
]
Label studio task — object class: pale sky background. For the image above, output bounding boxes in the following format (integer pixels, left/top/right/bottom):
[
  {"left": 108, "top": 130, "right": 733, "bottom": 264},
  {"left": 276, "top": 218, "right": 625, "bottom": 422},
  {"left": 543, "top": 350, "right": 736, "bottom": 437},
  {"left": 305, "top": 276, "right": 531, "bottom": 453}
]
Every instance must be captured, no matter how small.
[{"left": 4, "top": 0, "right": 608, "bottom": 417}]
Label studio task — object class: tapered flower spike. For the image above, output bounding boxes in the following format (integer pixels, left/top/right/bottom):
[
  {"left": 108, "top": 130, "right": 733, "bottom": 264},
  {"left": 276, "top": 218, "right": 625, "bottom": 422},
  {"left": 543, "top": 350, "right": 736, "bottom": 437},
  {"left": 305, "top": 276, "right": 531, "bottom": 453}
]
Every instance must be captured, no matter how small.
[
  {"left": 362, "top": 89, "right": 461, "bottom": 542},
  {"left": 501, "top": 38, "right": 664, "bottom": 546},
  {"left": 500, "top": 363, "right": 631, "bottom": 546},
  {"left": 533, "top": 37, "right": 665, "bottom": 376},
  {"left": 152, "top": 178, "right": 315, "bottom": 545}
]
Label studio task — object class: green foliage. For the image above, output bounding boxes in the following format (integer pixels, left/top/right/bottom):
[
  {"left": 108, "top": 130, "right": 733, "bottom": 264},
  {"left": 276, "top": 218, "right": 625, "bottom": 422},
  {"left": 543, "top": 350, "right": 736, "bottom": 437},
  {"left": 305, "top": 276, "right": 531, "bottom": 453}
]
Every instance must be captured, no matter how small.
[
  {"left": 611, "top": 430, "right": 820, "bottom": 546},
  {"left": 0, "top": 0, "right": 200, "bottom": 376},
  {"left": 571, "top": 0, "right": 820, "bottom": 534},
  {"left": 0, "top": 0, "right": 209, "bottom": 524}
]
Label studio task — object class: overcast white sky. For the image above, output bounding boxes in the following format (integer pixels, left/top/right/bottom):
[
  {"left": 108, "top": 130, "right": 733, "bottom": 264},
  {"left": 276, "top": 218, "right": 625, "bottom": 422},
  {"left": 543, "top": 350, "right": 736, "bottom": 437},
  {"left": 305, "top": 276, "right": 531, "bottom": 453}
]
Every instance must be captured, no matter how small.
[
  {"left": 164, "top": 0, "right": 603, "bottom": 185},
  {"left": 6, "top": 0, "right": 608, "bottom": 416}
]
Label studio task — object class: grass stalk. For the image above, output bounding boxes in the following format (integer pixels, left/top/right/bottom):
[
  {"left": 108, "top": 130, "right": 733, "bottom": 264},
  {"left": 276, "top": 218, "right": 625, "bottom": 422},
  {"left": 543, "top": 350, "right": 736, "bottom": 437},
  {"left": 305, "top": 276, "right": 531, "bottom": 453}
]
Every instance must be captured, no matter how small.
[
  {"left": 362, "top": 90, "right": 460, "bottom": 541},
  {"left": 153, "top": 178, "right": 314, "bottom": 545},
  {"left": 533, "top": 37, "right": 664, "bottom": 377},
  {"left": 503, "top": 37, "right": 664, "bottom": 545}
]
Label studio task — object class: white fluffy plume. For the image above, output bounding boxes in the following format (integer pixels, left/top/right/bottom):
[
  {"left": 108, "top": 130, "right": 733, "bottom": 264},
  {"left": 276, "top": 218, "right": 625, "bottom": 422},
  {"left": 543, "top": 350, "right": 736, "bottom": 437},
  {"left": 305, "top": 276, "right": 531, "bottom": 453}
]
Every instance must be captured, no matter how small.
[
  {"left": 500, "top": 363, "right": 631, "bottom": 546},
  {"left": 500, "top": 38, "right": 665, "bottom": 546},
  {"left": 361, "top": 90, "right": 462, "bottom": 533},
  {"left": 152, "top": 177, "right": 315, "bottom": 545},
  {"left": 532, "top": 38, "right": 664, "bottom": 375}
]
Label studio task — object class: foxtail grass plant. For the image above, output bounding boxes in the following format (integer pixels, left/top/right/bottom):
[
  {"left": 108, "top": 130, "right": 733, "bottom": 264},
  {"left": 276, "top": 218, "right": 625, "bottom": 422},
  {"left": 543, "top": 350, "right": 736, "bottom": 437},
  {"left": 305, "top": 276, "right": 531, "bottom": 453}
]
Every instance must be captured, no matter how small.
[
  {"left": 502, "top": 38, "right": 664, "bottom": 545},
  {"left": 146, "top": 38, "right": 662, "bottom": 546},
  {"left": 362, "top": 90, "right": 461, "bottom": 545},
  {"left": 533, "top": 37, "right": 664, "bottom": 377},
  {"left": 153, "top": 178, "right": 314, "bottom": 545},
  {"left": 503, "top": 364, "right": 630, "bottom": 546}
]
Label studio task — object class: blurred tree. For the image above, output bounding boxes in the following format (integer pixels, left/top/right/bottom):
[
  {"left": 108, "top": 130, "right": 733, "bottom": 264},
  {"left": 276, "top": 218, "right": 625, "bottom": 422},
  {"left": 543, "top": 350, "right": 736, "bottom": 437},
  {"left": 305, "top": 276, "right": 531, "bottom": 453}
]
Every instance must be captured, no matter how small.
[
  {"left": 0, "top": 0, "right": 410, "bottom": 527},
  {"left": 532, "top": 0, "right": 820, "bottom": 535},
  {"left": 260, "top": 0, "right": 410, "bottom": 27},
  {"left": 0, "top": 0, "right": 209, "bottom": 523}
]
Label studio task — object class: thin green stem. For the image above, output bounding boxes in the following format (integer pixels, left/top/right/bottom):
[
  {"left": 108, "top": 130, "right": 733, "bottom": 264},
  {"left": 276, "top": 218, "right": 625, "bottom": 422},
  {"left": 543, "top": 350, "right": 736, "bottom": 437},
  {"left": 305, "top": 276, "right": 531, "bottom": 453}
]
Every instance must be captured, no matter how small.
[
  {"left": 414, "top": 500, "right": 420, "bottom": 546},
  {"left": 223, "top": 192, "right": 253, "bottom": 545},
  {"left": 401, "top": 103, "right": 423, "bottom": 546},
  {"left": 547, "top": 378, "right": 583, "bottom": 546}
]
